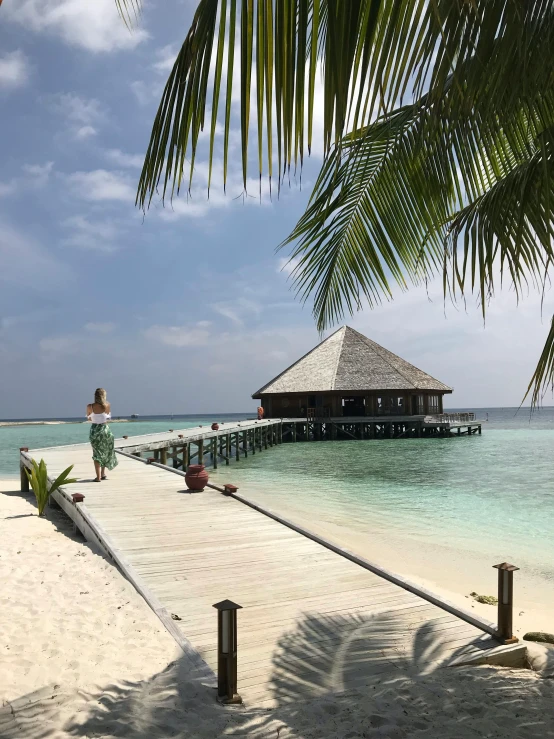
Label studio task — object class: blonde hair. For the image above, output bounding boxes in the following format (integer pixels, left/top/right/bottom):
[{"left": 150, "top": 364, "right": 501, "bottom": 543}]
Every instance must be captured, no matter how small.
[{"left": 94, "top": 388, "right": 107, "bottom": 410}]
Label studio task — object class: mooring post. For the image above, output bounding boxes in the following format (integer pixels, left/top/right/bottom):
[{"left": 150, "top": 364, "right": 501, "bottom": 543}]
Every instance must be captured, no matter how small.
[
  {"left": 19, "top": 447, "right": 29, "bottom": 492},
  {"left": 493, "top": 562, "right": 519, "bottom": 643},
  {"left": 213, "top": 600, "right": 242, "bottom": 704}
]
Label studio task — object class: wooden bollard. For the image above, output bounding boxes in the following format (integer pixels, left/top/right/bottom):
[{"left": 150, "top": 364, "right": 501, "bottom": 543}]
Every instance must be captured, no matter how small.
[
  {"left": 146, "top": 457, "right": 156, "bottom": 464},
  {"left": 72, "top": 493, "right": 85, "bottom": 504},
  {"left": 223, "top": 484, "right": 238, "bottom": 496},
  {"left": 493, "top": 562, "right": 519, "bottom": 643},
  {"left": 20, "top": 448, "right": 30, "bottom": 492}
]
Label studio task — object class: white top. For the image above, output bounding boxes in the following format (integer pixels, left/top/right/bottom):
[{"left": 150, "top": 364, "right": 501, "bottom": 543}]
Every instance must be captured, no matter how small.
[{"left": 88, "top": 411, "right": 111, "bottom": 424}]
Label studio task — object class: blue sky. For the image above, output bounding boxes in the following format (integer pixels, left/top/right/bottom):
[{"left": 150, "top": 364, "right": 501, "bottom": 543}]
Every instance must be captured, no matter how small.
[{"left": 0, "top": 0, "right": 552, "bottom": 418}]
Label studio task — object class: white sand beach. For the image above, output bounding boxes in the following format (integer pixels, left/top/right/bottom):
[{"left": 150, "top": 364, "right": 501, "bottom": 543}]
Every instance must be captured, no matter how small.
[{"left": 2, "top": 477, "right": 553, "bottom": 739}]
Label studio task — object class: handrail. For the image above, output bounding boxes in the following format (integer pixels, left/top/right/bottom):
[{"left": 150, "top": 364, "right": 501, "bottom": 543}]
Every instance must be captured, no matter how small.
[{"left": 427, "top": 412, "right": 476, "bottom": 423}]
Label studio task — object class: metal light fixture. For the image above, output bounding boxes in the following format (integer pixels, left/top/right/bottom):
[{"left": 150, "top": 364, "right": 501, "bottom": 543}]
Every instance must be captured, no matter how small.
[
  {"left": 212, "top": 599, "right": 242, "bottom": 704},
  {"left": 493, "top": 562, "right": 519, "bottom": 643}
]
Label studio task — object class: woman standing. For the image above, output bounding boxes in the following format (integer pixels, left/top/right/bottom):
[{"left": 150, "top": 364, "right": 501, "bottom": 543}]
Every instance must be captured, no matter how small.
[{"left": 87, "top": 388, "right": 118, "bottom": 481}]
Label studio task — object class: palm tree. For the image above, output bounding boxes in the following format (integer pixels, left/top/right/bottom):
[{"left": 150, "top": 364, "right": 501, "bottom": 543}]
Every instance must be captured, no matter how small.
[{"left": 119, "top": 0, "right": 554, "bottom": 405}]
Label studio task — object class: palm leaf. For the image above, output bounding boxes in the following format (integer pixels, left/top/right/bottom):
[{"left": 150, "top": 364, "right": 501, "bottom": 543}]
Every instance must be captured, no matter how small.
[{"left": 124, "top": 0, "right": 554, "bottom": 402}]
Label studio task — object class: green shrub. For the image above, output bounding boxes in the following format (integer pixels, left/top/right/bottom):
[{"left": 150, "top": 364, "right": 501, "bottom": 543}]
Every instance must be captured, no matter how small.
[{"left": 25, "top": 459, "right": 78, "bottom": 516}]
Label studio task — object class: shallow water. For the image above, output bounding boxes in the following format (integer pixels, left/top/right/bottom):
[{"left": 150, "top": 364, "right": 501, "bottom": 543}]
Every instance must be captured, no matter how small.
[
  {"left": 0, "top": 414, "right": 251, "bottom": 476},
  {"left": 3, "top": 407, "right": 553, "bottom": 607}
]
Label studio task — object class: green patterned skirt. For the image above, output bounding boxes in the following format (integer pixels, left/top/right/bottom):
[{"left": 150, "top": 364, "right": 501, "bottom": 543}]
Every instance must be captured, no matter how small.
[{"left": 89, "top": 424, "right": 118, "bottom": 470}]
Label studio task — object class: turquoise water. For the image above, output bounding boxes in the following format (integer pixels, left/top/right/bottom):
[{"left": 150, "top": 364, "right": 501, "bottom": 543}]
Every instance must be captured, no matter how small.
[
  {"left": 0, "top": 414, "right": 251, "bottom": 477},
  {"left": 3, "top": 408, "right": 554, "bottom": 595},
  {"left": 205, "top": 408, "right": 554, "bottom": 590}
]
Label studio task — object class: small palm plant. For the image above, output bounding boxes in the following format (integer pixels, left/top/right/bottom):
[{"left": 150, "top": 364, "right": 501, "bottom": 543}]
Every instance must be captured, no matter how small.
[{"left": 25, "top": 459, "right": 78, "bottom": 517}]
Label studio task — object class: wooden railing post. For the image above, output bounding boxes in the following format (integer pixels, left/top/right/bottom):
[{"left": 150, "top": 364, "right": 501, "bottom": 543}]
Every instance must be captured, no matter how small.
[{"left": 20, "top": 448, "right": 29, "bottom": 492}]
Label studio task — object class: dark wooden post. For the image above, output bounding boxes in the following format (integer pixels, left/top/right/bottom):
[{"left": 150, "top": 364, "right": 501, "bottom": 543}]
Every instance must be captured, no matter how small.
[
  {"left": 198, "top": 439, "right": 204, "bottom": 465},
  {"left": 235, "top": 432, "right": 240, "bottom": 461},
  {"left": 212, "top": 437, "right": 218, "bottom": 469},
  {"left": 226, "top": 435, "right": 231, "bottom": 465},
  {"left": 493, "top": 563, "right": 519, "bottom": 643},
  {"left": 160, "top": 448, "right": 168, "bottom": 465},
  {"left": 242, "top": 430, "right": 247, "bottom": 457},
  {"left": 183, "top": 444, "right": 189, "bottom": 470},
  {"left": 20, "top": 448, "right": 29, "bottom": 492},
  {"left": 213, "top": 600, "right": 242, "bottom": 704}
]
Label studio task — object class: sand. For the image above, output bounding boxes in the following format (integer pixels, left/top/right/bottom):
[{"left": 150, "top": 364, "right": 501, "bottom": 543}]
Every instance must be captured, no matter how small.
[{"left": 2, "top": 477, "right": 553, "bottom": 738}]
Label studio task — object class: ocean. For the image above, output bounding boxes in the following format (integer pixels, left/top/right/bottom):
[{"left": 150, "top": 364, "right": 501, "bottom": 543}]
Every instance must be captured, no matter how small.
[{"left": 2, "top": 407, "right": 553, "bottom": 619}]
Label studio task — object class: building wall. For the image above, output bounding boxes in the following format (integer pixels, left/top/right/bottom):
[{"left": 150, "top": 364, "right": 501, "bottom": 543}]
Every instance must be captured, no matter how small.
[{"left": 260, "top": 392, "right": 448, "bottom": 418}]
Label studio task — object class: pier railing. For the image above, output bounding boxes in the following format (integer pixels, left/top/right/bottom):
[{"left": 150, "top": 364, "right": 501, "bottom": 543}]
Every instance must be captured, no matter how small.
[{"left": 427, "top": 412, "right": 476, "bottom": 423}]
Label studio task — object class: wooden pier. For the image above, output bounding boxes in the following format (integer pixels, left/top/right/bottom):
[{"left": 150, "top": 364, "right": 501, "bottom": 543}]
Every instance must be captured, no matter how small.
[
  {"left": 115, "top": 415, "right": 482, "bottom": 472},
  {"left": 18, "top": 421, "right": 521, "bottom": 708}
]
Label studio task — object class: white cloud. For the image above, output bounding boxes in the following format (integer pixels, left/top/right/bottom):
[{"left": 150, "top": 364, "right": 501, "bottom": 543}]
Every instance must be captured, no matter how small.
[
  {"left": 212, "top": 298, "right": 262, "bottom": 326},
  {"left": 131, "top": 78, "right": 164, "bottom": 106},
  {"left": 276, "top": 256, "right": 300, "bottom": 276},
  {"left": 75, "top": 125, "right": 97, "bottom": 140},
  {"left": 62, "top": 214, "right": 120, "bottom": 251},
  {"left": 144, "top": 323, "right": 211, "bottom": 347},
  {"left": 67, "top": 170, "right": 135, "bottom": 202},
  {"left": 85, "top": 322, "right": 116, "bottom": 333},
  {"left": 3, "top": 0, "right": 148, "bottom": 53},
  {"left": 22, "top": 161, "right": 54, "bottom": 187},
  {"left": 47, "top": 93, "right": 105, "bottom": 139},
  {"left": 104, "top": 149, "right": 144, "bottom": 169},
  {"left": 0, "top": 50, "right": 30, "bottom": 89},
  {"left": 153, "top": 44, "right": 178, "bottom": 73}
]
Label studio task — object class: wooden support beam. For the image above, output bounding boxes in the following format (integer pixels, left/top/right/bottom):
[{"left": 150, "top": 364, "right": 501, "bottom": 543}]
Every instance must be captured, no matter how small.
[
  {"left": 226, "top": 434, "right": 231, "bottom": 465},
  {"left": 212, "top": 437, "right": 218, "bottom": 469},
  {"left": 242, "top": 430, "right": 247, "bottom": 457},
  {"left": 160, "top": 448, "right": 167, "bottom": 465},
  {"left": 198, "top": 439, "right": 204, "bottom": 465},
  {"left": 292, "top": 423, "right": 297, "bottom": 442},
  {"left": 183, "top": 444, "right": 189, "bottom": 471},
  {"left": 235, "top": 432, "right": 240, "bottom": 461}
]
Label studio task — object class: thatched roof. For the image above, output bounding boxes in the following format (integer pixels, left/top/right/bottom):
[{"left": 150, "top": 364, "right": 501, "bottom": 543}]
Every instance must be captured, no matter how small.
[{"left": 253, "top": 326, "right": 452, "bottom": 396}]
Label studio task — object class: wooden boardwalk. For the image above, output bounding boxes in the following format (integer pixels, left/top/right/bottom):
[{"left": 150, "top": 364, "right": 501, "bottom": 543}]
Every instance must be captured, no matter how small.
[{"left": 22, "top": 440, "right": 517, "bottom": 707}]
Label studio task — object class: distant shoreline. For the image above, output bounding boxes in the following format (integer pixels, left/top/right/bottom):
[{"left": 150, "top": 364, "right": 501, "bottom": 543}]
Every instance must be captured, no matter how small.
[{"left": 0, "top": 419, "right": 132, "bottom": 428}]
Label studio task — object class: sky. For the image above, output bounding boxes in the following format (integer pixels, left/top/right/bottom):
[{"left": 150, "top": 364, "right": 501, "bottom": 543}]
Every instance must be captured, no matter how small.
[{"left": 0, "top": 0, "right": 552, "bottom": 418}]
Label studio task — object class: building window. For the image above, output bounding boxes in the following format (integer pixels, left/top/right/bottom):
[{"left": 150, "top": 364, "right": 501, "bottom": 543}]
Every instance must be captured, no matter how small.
[
  {"left": 416, "top": 395, "right": 425, "bottom": 414},
  {"left": 428, "top": 395, "right": 440, "bottom": 414}
]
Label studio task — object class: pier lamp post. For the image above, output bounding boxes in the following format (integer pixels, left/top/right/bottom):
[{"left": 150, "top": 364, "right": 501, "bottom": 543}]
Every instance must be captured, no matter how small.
[
  {"left": 212, "top": 600, "right": 242, "bottom": 704},
  {"left": 493, "top": 562, "right": 519, "bottom": 643}
]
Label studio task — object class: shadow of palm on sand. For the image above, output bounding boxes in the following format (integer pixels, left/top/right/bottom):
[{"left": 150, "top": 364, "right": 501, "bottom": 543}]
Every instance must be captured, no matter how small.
[{"left": 2, "top": 609, "right": 553, "bottom": 738}]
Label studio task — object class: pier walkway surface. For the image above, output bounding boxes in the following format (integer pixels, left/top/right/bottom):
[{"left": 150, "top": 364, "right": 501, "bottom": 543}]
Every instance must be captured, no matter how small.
[{"left": 23, "top": 430, "right": 518, "bottom": 707}]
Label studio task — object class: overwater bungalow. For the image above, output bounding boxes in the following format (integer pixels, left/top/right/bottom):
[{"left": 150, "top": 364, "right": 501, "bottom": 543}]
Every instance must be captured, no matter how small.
[{"left": 253, "top": 326, "right": 452, "bottom": 420}]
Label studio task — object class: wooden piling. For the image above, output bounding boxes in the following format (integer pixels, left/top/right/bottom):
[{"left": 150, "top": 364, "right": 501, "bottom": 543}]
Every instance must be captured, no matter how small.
[
  {"left": 198, "top": 439, "right": 204, "bottom": 465},
  {"left": 212, "top": 437, "right": 218, "bottom": 469},
  {"left": 160, "top": 448, "right": 168, "bottom": 465},
  {"left": 19, "top": 448, "right": 29, "bottom": 492}
]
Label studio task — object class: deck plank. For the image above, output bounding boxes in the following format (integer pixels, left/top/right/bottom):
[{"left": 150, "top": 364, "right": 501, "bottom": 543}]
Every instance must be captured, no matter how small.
[{"left": 25, "top": 441, "right": 504, "bottom": 705}]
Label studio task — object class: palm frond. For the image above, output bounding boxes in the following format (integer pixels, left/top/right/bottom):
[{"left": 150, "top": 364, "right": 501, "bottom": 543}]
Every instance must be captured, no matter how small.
[
  {"left": 134, "top": 0, "right": 554, "bottom": 206},
  {"left": 525, "top": 316, "right": 554, "bottom": 406}
]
